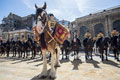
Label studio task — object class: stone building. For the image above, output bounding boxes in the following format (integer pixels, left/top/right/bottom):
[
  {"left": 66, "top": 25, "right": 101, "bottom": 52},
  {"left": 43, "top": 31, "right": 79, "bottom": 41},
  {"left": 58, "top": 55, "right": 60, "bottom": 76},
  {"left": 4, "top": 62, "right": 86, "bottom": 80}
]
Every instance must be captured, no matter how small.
[
  {"left": 3, "top": 29, "right": 33, "bottom": 41},
  {"left": 1, "top": 12, "right": 35, "bottom": 32},
  {"left": 0, "top": 12, "right": 35, "bottom": 41},
  {"left": 71, "top": 6, "right": 120, "bottom": 40}
]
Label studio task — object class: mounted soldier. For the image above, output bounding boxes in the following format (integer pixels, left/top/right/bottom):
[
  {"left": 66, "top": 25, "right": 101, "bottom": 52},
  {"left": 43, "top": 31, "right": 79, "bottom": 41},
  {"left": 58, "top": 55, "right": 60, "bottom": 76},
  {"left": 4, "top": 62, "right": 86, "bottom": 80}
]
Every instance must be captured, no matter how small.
[
  {"left": 83, "top": 30, "right": 93, "bottom": 60},
  {"left": 110, "top": 28, "right": 120, "bottom": 61},
  {"left": 96, "top": 31, "right": 110, "bottom": 61},
  {"left": 71, "top": 31, "right": 81, "bottom": 60},
  {"left": 48, "top": 14, "right": 56, "bottom": 36}
]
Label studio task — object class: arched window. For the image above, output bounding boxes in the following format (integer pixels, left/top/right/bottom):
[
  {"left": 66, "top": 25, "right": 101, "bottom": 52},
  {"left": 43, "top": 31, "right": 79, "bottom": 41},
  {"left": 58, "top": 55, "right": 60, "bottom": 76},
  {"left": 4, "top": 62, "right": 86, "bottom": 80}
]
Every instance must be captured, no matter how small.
[
  {"left": 113, "top": 20, "right": 120, "bottom": 33},
  {"left": 79, "top": 26, "right": 88, "bottom": 40},
  {"left": 94, "top": 23, "right": 104, "bottom": 36}
]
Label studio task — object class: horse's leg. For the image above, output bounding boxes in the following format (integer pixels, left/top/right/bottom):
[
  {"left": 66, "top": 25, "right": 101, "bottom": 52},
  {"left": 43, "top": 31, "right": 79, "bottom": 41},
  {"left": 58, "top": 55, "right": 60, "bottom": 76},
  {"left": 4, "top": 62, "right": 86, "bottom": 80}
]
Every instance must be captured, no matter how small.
[
  {"left": 34, "top": 49, "right": 36, "bottom": 58},
  {"left": 55, "top": 46, "right": 61, "bottom": 67},
  {"left": 74, "top": 51, "right": 76, "bottom": 60},
  {"left": 61, "top": 49, "right": 64, "bottom": 60},
  {"left": 32, "top": 49, "right": 35, "bottom": 59},
  {"left": 85, "top": 52, "right": 88, "bottom": 60},
  {"left": 23, "top": 51, "right": 25, "bottom": 58},
  {"left": 7, "top": 50, "right": 9, "bottom": 57},
  {"left": 15, "top": 49, "right": 16, "bottom": 57},
  {"left": 67, "top": 49, "right": 70, "bottom": 59},
  {"left": 77, "top": 50, "right": 79, "bottom": 60},
  {"left": 118, "top": 52, "right": 119, "bottom": 61},
  {"left": 31, "top": 50, "right": 33, "bottom": 59},
  {"left": 8, "top": 51, "right": 9, "bottom": 57},
  {"left": 18, "top": 51, "right": 20, "bottom": 58},
  {"left": 85, "top": 48, "right": 88, "bottom": 60},
  {"left": 49, "top": 50, "right": 56, "bottom": 79},
  {"left": 39, "top": 49, "right": 47, "bottom": 78},
  {"left": 101, "top": 50, "right": 104, "bottom": 61},
  {"left": 12, "top": 49, "right": 14, "bottom": 57},
  {"left": 105, "top": 49, "right": 108, "bottom": 61},
  {"left": 97, "top": 48, "right": 99, "bottom": 54},
  {"left": 95, "top": 47, "right": 96, "bottom": 54},
  {"left": 117, "top": 51, "right": 119, "bottom": 61},
  {"left": 113, "top": 49, "right": 117, "bottom": 59},
  {"left": 107, "top": 47, "right": 110, "bottom": 56},
  {"left": 65, "top": 50, "right": 68, "bottom": 59},
  {"left": 91, "top": 51, "right": 93, "bottom": 60},
  {"left": 26, "top": 50, "right": 28, "bottom": 58},
  {"left": 93, "top": 47, "right": 95, "bottom": 54}
]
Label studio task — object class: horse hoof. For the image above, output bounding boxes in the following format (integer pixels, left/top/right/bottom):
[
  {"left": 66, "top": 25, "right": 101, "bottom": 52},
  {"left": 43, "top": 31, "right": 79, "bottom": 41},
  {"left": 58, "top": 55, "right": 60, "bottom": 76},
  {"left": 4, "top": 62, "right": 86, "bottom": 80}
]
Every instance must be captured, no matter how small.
[
  {"left": 39, "top": 75, "right": 47, "bottom": 79},
  {"left": 55, "top": 64, "right": 61, "bottom": 67},
  {"left": 49, "top": 76, "right": 56, "bottom": 79}
]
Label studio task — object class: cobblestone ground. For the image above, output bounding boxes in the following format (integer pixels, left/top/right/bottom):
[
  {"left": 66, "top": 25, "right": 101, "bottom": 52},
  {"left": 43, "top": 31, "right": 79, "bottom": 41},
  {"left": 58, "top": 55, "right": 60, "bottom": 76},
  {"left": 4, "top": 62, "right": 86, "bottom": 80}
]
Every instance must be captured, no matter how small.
[{"left": 0, "top": 52, "right": 120, "bottom": 80}]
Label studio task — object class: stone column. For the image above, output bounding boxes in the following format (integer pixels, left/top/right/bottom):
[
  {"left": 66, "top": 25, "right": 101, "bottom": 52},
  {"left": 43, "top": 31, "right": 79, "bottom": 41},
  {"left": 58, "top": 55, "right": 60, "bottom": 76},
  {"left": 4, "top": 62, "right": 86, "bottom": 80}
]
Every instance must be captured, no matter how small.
[{"left": 104, "top": 15, "right": 109, "bottom": 36}]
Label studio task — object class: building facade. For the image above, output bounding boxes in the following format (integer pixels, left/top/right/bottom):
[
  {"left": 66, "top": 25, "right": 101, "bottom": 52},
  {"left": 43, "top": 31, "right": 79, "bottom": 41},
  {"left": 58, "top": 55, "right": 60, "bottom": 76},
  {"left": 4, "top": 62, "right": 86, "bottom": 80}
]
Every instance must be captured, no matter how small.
[
  {"left": 71, "top": 6, "right": 120, "bottom": 40},
  {"left": 0, "top": 12, "right": 35, "bottom": 32},
  {"left": 3, "top": 29, "right": 33, "bottom": 41}
]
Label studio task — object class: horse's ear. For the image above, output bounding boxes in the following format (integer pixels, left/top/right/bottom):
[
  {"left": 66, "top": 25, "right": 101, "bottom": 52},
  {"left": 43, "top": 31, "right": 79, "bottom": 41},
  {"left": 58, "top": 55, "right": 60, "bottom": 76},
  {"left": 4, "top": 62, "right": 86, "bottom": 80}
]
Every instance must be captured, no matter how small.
[
  {"left": 35, "top": 4, "right": 38, "bottom": 9},
  {"left": 43, "top": 2, "right": 46, "bottom": 9}
]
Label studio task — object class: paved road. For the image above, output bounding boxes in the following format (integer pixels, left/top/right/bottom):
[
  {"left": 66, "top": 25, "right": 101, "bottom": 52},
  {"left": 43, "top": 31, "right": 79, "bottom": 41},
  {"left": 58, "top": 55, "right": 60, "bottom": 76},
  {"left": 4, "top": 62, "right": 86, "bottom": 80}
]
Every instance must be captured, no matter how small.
[{"left": 0, "top": 52, "right": 120, "bottom": 80}]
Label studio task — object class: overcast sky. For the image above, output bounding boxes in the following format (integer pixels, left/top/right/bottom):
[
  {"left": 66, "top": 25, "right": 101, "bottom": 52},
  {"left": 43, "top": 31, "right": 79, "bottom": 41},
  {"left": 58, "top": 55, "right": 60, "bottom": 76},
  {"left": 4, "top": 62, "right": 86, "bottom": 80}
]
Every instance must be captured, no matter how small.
[{"left": 0, "top": 0, "right": 120, "bottom": 23}]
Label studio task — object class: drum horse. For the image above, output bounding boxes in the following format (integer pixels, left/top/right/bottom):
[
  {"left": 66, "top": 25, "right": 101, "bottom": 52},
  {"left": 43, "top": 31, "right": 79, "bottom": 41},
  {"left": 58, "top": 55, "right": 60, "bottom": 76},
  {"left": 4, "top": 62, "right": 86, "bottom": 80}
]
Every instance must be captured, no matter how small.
[{"left": 34, "top": 3, "right": 69, "bottom": 79}]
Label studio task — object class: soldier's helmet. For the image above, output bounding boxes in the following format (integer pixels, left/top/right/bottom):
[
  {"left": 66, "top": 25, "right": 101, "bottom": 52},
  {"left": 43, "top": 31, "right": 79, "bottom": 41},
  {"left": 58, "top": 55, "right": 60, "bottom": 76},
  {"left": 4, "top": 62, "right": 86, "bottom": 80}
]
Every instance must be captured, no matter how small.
[
  {"left": 49, "top": 13, "right": 54, "bottom": 17},
  {"left": 113, "top": 28, "right": 116, "bottom": 30}
]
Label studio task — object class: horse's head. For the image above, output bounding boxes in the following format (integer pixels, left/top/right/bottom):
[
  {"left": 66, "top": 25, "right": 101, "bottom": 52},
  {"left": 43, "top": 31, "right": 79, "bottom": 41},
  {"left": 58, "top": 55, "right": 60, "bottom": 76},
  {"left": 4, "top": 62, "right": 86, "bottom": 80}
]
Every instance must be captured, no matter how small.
[{"left": 35, "top": 2, "right": 47, "bottom": 34}]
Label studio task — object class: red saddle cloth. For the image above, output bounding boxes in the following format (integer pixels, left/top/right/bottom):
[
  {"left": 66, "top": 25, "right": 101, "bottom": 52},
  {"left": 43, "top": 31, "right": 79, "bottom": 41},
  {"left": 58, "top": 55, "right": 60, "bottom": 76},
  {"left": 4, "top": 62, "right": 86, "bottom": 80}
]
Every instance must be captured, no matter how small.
[{"left": 54, "top": 24, "right": 70, "bottom": 44}]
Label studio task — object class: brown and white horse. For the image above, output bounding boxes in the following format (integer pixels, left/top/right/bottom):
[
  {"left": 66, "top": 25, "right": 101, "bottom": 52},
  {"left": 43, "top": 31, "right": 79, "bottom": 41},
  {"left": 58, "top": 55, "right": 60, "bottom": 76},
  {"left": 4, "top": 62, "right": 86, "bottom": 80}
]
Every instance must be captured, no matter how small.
[{"left": 35, "top": 2, "right": 61, "bottom": 79}]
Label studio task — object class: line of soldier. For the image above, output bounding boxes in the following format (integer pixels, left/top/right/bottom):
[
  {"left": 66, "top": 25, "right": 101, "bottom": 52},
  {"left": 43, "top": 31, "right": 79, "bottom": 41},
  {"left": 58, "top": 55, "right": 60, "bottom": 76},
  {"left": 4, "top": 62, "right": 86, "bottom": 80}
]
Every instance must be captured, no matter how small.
[{"left": 84, "top": 28, "right": 119, "bottom": 40}]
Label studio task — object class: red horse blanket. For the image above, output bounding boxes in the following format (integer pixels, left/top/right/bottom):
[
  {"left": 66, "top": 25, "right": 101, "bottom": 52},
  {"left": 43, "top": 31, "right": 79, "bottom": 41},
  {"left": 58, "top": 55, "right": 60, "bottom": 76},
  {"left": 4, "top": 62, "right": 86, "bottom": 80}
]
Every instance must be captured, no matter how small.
[{"left": 54, "top": 24, "right": 70, "bottom": 44}]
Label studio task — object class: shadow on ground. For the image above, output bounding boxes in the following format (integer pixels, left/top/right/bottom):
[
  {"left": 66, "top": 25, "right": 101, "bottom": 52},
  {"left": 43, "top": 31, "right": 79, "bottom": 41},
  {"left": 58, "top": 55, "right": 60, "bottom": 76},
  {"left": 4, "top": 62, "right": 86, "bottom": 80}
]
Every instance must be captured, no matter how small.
[
  {"left": 86, "top": 59, "right": 100, "bottom": 68},
  {"left": 71, "top": 59, "right": 82, "bottom": 70},
  {"left": 102, "top": 60, "right": 120, "bottom": 68}
]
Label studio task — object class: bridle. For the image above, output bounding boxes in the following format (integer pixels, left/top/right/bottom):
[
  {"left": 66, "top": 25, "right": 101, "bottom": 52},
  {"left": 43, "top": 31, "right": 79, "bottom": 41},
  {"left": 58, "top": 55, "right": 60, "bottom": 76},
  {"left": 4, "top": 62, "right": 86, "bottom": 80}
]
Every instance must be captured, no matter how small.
[{"left": 36, "top": 10, "right": 48, "bottom": 27}]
